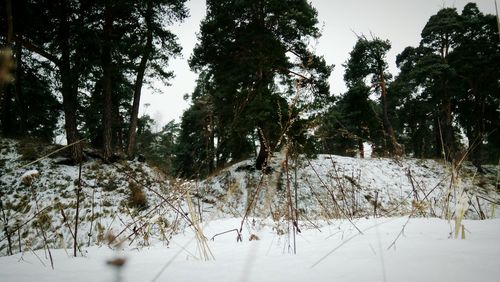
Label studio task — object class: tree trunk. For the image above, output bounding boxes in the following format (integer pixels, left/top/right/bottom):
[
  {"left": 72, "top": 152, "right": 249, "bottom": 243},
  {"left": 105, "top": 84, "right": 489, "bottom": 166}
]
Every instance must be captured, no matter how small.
[
  {"left": 1, "top": 0, "right": 14, "bottom": 136},
  {"left": 439, "top": 39, "right": 455, "bottom": 162},
  {"left": 59, "top": 0, "right": 82, "bottom": 162},
  {"left": 60, "top": 68, "right": 81, "bottom": 161},
  {"left": 469, "top": 81, "right": 485, "bottom": 171},
  {"left": 255, "top": 128, "right": 269, "bottom": 171},
  {"left": 358, "top": 139, "right": 364, "bottom": 158},
  {"left": 126, "top": 0, "right": 154, "bottom": 158},
  {"left": 206, "top": 112, "right": 215, "bottom": 173},
  {"left": 5, "top": 0, "right": 13, "bottom": 43},
  {"left": 113, "top": 104, "right": 123, "bottom": 152},
  {"left": 102, "top": 3, "right": 114, "bottom": 161},
  {"left": 14, "top": 43, "right": 26, "bottom": 133},
  {"left": 379, "top": 70, "right": 401, "bottom": 156},
  {"left": 1, "top": 86, "right": 14, "bottom": 136},
  {"left": 434, "top": 115, "right": 443, "bottom": 158},
  {"left": 440, "top": 81, "right": 455, "bottom": 162}
]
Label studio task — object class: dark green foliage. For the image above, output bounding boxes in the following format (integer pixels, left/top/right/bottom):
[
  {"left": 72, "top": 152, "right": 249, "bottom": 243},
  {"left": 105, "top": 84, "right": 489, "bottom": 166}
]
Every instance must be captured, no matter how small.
[
  {"left": 393, "top": 3, "right": 499, "bottom": 164},
  {"left": 319, "top": 36, "right": 396, "bottom": 157},
  {"left": 1, "top": 0, "right": 498, "bottom": 176},
  {"left": 178, "top": 0, "right": 332, "bottom": 177},
  {"left": 135, "top": 117, "right": 180, "bottom": 175},
  {"left": 0, "top": 46, "right": 60, "bottom": 141},
  {"left": 449, "top": 3, "right": 500, "bottom": 164},
  {"left": 318, "top": 82, "right": 381, "bottom": 157},
  {"left": 174, "top": 79, "right": 218, "bottom": 177},
  {"left": 344, "top": 37, "right": 392, "bottom": 88},
  {"left": 319, "top": 3, "right": 498, "bottom": 163},
  {"left": 344, "top": 36, "right": 400, "bottom": 155},
  {"left": 0, "top": 0, "right": 187, "bottom": 162}
]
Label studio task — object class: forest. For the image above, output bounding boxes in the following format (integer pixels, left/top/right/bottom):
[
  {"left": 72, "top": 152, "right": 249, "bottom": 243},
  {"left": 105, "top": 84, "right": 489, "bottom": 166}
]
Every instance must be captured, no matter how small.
[
  {"left": 0, "top": 0, "right": 498, "bottom": 177},
  {"left": 0, "top": 1, "right": 499, "bottom": 282}
]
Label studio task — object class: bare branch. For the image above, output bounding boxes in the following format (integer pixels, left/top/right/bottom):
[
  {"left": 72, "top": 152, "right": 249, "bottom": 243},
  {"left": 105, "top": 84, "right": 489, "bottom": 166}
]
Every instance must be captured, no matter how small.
[{"left": 13, "top": 36, "right": 60, "bottom": 65}]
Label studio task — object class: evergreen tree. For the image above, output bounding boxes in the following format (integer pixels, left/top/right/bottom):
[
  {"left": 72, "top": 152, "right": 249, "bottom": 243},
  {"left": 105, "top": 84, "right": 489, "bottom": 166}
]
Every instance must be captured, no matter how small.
[
  {"left": 187, "top": 0, "right": 332, "bottom": 174},
  {"left": 0, "top": 0, "right": 61, "bottom": 141},
  {"left": 4, "top": 0, "right": 98, "bottom": 161},
  {"left": 449, "top": 3, "right": 500, "bottom": 167},
  {"left": 134, "top": 116, "right": 179, "bottom": 174},
  {"left": 394, "top": 4, "right": 499, "bottom": 164},
  {"left": 126, "top": 0, "right": 187, "bottom": 158},
  {"left": 2, "top": 0, "right": 187, "bottom": 163},
  {"left": 175, "top": 74, "right": 218, "bottom": 177},
  {"left": 317, "top": 82, "right": 380, "bottom": 157},
  {"left": 343, "top": 36, "right": 401, "bottom": 155}
]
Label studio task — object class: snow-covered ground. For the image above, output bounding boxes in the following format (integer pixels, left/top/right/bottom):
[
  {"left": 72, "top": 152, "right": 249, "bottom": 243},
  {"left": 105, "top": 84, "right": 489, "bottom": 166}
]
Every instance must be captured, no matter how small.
[
  {"left": 1, "top": 217, "right": 499, "bottom": 282},
  {"left": 198, "top": 153, "right": 499, "bottom": 220},
  {"left": 1, "top": 137, "right": 499, "bottom": 281}
]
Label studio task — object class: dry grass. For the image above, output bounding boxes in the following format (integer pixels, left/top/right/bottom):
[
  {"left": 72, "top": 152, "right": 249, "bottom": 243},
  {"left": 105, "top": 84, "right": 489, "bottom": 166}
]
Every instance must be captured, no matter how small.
[{"left": 128, "top": 181, "right": 148, "bottom": 210}]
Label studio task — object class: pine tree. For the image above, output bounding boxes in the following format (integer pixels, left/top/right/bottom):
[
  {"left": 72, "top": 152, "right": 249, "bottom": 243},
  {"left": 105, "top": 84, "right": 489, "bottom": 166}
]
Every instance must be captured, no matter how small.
[
  {"left": 126, "top": 0, "right": 187, "bottom": 158},
  {"left": 449, "top": 3, "right": 500, "bottom": 167},
  {"left": 394, "top": 4, "right": 499, "bottom": 164},
  {"left": 343, "top": 36, "right": 401, "bottom": 156},
  {"left": 187, "top": 0, "right": 332, "bottom": 173},
  {"left": 420, "top": 7, "right": 462, "bottom": 160},
  {"left": 6, "top": 0, "right": 96, "bottom": 161}
]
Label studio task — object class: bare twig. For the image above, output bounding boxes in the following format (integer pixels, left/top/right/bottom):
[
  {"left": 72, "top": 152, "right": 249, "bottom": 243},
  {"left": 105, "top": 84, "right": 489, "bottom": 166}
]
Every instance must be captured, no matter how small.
[
  {"left": 0, "top": 196, "right": 13, "bottom": 255},
  {"left": 88, "top": 186, "right": 96, "bottom": 247},
  {"left": 74, "top": 160, "right": 82, "bottom": 257},
  {"left": 305, "top": 156, "right": 363, "bottom": 234}
]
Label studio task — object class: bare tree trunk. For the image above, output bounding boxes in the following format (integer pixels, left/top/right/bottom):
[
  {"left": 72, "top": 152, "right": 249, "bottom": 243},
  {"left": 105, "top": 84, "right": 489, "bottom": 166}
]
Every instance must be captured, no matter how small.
[
  {"left": 74, "top": 161, "right": 82, "bottom": 257},
  {"left": 59, "top": 0, "right": 83, "bottom": 162},
  {"left": 379, "top": 70, "right": 401, "bottom": 156},
  {"left": 14, "top": 43, "right": 26, "bottom": 133},
  {"left": 126, "top": 0, "right": 154, "bottom": 158},
  {"left": 1, "top": 0, "right": 15, "bottom": 136},
  {"left": 439, "top": 39, "right": 455, "bottom": 162},
  {"left": 102, "top": 3, "right": 114, "bottom": 161},
  {"left": 208, "top": 113, "right": 215, "bottom": 173},
  {"left": 255, "top": 128, "right": 269, "bottom": 170},
  {"left": 434, "top": 115, "right": 443, "bottom": 158},
  {"left": 440, "top": 81, "right": 455, "bottom": 162},
  {"left": 5, "top": 0, "right": 13, "bottom": 43},
  {"left": 1, "top": 86, "right": 14, "bottom": 136},
  {"left": 468, "top": 81, "right": 485, "bottom": 171}
]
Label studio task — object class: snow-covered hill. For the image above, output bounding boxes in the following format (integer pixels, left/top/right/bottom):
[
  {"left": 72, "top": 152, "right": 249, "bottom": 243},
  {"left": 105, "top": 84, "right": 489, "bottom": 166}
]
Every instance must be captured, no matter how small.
[
  {"left": 0, "top": 138, "right": 187, "bottom": 256},
  {"left": 198, "top": 153, "right": 499, "bottom": 221},
  {"left": 1, "top": 137, "right": 499, "bottom": 281}
]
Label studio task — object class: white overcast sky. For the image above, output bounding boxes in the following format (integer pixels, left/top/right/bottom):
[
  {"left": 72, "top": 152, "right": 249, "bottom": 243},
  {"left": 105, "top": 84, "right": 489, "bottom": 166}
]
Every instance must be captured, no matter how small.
[{"left": 140, "top": 0, "right": 497, "bottom": 127}]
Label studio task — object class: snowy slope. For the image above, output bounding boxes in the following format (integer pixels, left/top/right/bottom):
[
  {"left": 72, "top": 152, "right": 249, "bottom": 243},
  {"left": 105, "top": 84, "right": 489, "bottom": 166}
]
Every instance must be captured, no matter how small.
[
  {"left": 0, "top": 138, "right": 187, "bottom": 256},
  {"left": 197, "top": 153, "right": 499, "bottom": 221},
  {"left": 1, "top": 137, "right": 499, "bottom": 282}
]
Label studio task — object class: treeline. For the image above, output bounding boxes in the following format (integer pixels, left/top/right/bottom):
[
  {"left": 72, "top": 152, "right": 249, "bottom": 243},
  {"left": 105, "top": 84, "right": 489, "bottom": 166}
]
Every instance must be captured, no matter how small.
[
  {"left": 0, "top": 0, "right": 188, "bottom": 162},
  {"left": 321, "top": 3, "right": 500, "bottom": 165},
  {"left": 175, "top": 1, "right": 499, "bottom": 177},
  {"left": 0, "top": 1, "right": 498, "bottom": 178}
]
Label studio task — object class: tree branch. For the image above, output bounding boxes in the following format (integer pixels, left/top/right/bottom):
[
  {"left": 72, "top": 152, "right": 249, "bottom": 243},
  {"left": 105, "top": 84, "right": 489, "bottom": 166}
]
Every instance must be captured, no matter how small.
[
  {"left": 13, "top": 36, "right": 60, "bottom": 65},
  {"left": 279, "top": 67, "right": 311, "bottom": 82}
]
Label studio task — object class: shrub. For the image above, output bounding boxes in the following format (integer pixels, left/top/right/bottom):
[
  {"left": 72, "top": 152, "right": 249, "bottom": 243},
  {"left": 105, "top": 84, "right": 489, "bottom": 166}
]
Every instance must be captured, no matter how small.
[{"left": 128, "top": 181, "right": 148, "bottom": 210}]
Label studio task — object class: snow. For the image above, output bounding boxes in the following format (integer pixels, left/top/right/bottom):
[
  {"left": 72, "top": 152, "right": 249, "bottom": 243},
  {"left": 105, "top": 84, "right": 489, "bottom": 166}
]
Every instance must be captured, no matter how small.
[
  {"left": 1, "top": 137, "right": 499, "bottom": 281},
  {"left": 0, "top": 217, "right": 499, "bottom": 282},
  {"left": 199, "top": 154, "right": 499, "bottom": 220},
  {"left": 20, "top": 169, "right": 40, "bottom": 180},
  {"left": 19, "top": 169, "right": 39, "bottom": 184}
]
